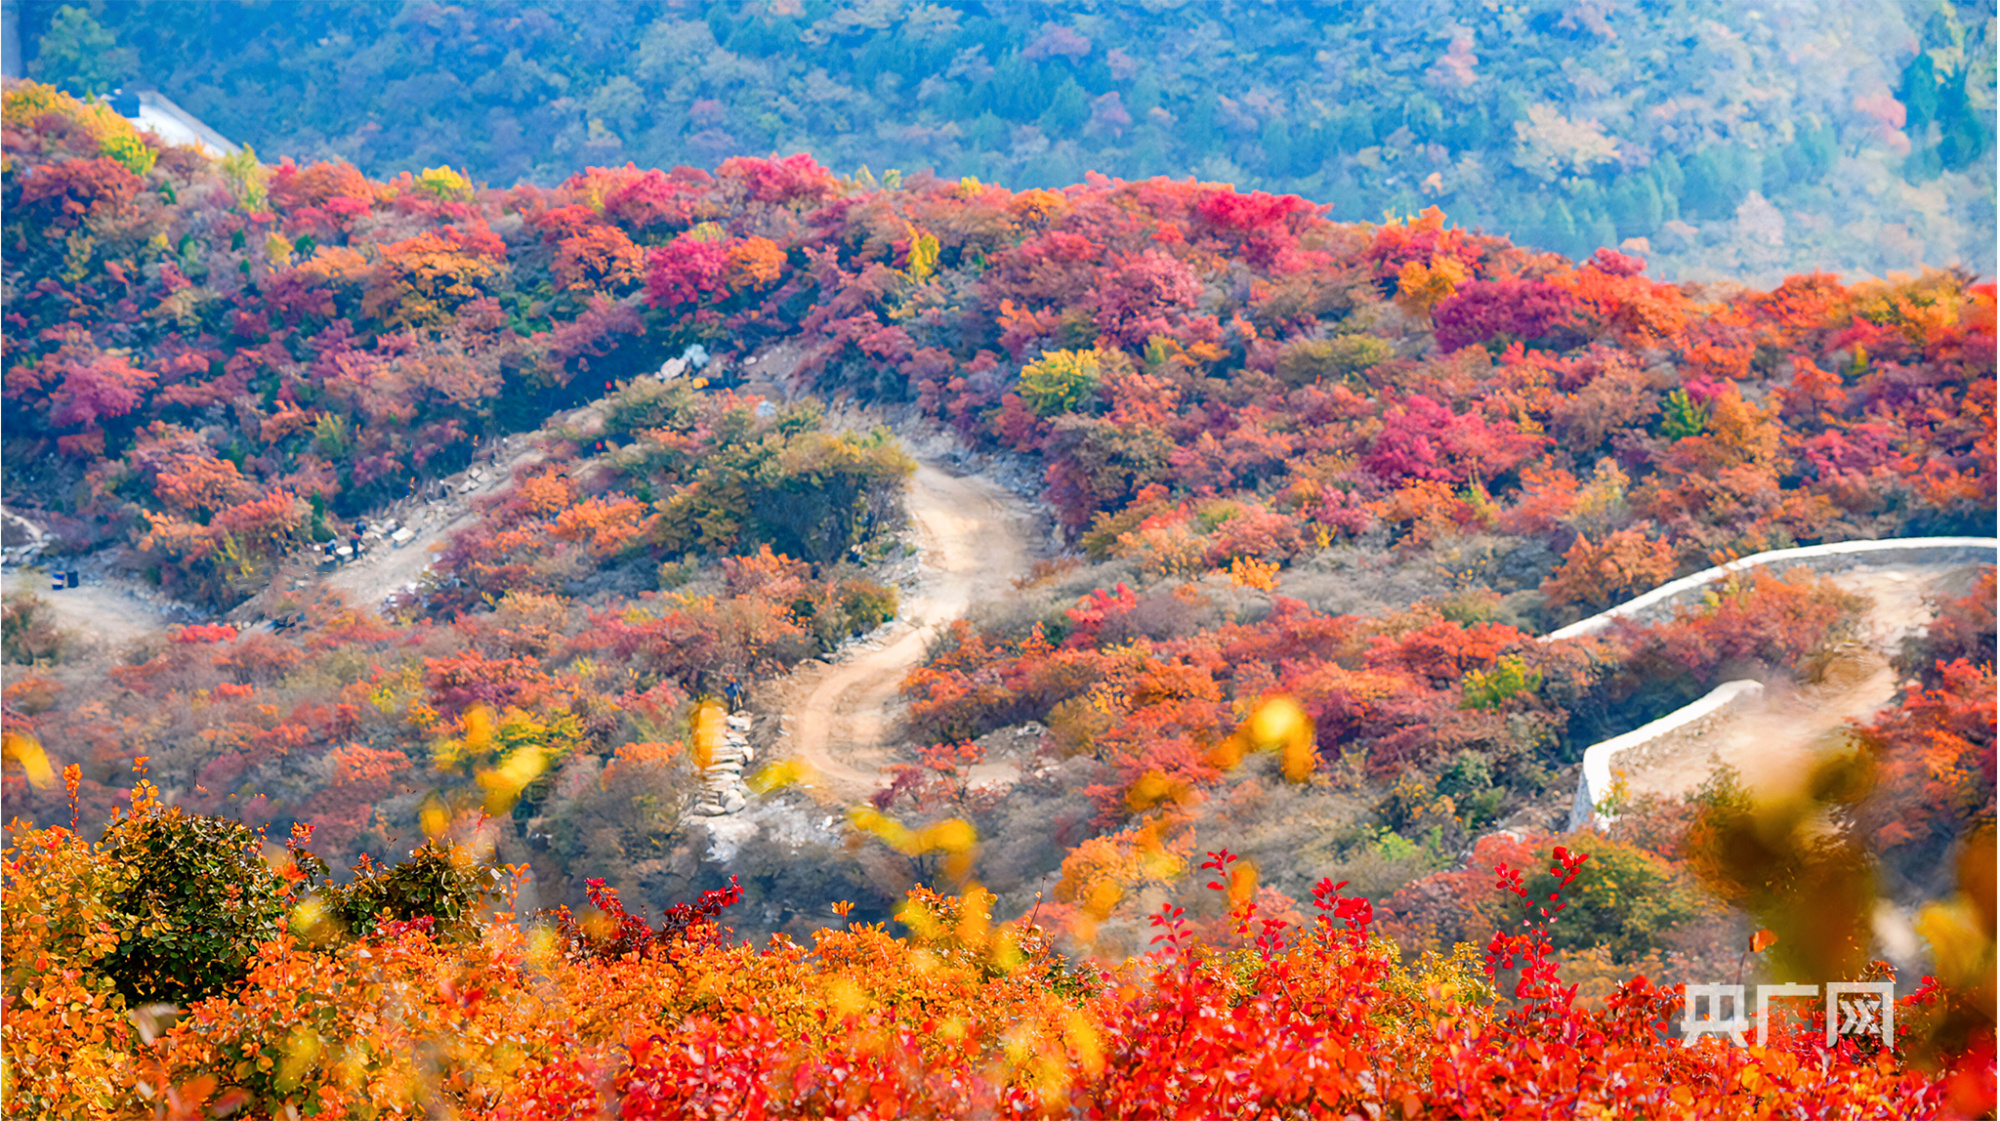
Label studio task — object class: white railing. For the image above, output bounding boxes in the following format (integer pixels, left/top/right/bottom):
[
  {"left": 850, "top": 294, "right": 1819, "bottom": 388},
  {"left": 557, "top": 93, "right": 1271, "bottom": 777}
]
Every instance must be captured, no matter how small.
[
  {"left": 1543, "top": 536, "right": 1998, "bottom": 643},
  {"left": 1567, "top": 679, "right": 1764, "bottom": 831},
  {"left": 1553, "top": 536, "right": 1997, "bottom": 830}
]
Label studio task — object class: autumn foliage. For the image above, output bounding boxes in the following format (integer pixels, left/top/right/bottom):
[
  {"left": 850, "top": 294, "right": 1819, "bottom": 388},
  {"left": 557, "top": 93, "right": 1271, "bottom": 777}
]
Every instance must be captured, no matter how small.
[
  {"left": 1, "top": 78, "right": 1993, "bottom": 1118},
  {"left": 3, "top": 81, "right": 1991, "bottom": 613},
  {"left": 3, "top": 790, "right": 1988, "bottom": 1119}
]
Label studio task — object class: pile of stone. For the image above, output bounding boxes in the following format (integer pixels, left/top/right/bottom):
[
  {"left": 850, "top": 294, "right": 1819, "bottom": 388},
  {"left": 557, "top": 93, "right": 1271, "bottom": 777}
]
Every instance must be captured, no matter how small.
[
  {"left": 695, "top": 713, "right": 755, "bottom": 816},
  {"left": 1, "top": 508, "right": 51, "bottom": 567},
  {"left": 359, "top": 518, "right": 401, "bottom": 547},
  {"left": 655, "top": 343, "right": 713, "bottom": 383}
]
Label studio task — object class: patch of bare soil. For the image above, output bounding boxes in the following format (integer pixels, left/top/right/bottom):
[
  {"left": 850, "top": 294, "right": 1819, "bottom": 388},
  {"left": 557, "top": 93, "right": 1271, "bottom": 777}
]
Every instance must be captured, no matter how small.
[
  {"left": 780, "top": 461, "right": 1041, "bottom": 804},
  {"left": 0, "top": 564, "right": 180, "bottom": 658}
]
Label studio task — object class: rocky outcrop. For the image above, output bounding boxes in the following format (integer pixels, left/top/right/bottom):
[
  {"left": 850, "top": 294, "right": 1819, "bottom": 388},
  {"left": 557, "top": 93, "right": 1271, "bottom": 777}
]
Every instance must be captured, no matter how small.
[{"left": 694, "top": 712, "right": 755, "bottom": 816}]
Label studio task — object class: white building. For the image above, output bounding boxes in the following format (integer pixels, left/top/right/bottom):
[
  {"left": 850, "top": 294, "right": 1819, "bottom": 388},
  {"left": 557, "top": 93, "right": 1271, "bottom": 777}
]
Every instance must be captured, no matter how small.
[{"left": 108, "top": 89, "right": 239, "bottom": 158}]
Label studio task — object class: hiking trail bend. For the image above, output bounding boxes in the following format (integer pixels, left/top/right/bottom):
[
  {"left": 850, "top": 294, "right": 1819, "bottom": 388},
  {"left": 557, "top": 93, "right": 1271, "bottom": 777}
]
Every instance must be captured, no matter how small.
[{"left": 780, "top": 461, "right": 1039, "bottom": 802}]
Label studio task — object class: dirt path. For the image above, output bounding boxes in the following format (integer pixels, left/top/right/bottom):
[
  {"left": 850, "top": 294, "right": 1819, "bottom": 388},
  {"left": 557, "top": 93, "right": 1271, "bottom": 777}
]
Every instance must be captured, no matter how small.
[
  {"left": 0, "top": 565, "right": 180, "bottom": 655},
  {"left": 2, "top": 503, "right": 185, "bottom": 655},
  {"left": 783, "top": 461, "right": 1040, "bottom": 802},
  {"left": 317, "top": 436, "right": 550, "bottom": 611},
  {"left": 1619, "top": 562, "right": 1980, "bottom": 803}
]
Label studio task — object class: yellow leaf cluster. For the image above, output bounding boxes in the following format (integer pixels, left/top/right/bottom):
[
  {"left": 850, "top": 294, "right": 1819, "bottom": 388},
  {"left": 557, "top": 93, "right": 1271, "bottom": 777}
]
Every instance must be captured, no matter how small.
[
  {"left": 1224, "top": 555, "right": 1280, "bottom": 591},
  {"left": 1394, "top": 255, "right": 1467, "bottom": 318},
  {"left": 2, "top": 730, "right": 56, "bottom": 789},
  {"left": 415, "top": 165, "right": 474, "bottom": 200},
  {"left": 1204, "top": 695, "right": 1317, "bottom": 782},
  {"left": 1, "top": 81, "right": 154, "bottom": 175}
]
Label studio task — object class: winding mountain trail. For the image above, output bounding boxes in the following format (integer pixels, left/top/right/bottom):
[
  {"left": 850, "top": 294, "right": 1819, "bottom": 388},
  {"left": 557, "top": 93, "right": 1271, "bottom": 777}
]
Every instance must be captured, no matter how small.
[
  {"left": 0, "top": 565, "right": 179, "bottom": 654},
  {"left": 0, "top": 506, "right": 185, "bottom": 658},
  {"left": 1602, "top": 561, "right": 1985, "bottom": 808},
  {"left": 318, "top": 436, "right": 550, "bottom": 610},
  {"left": 782, "top": 461, "right": 1040, "bottom": 802}
]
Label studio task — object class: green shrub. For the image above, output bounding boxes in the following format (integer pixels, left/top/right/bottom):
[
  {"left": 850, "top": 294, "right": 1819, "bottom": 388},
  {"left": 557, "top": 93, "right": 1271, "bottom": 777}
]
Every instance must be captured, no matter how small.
[
  {"left": 1275, "top": 334, "right": 1395, "bottom": 386},
  {"left": 1660, "top": 388, "right": 1709, "bottom": 439},
  {"left": 297, "top": 840, "right": 498, "bottom": 943},
  {"left": 1461, "top": 656, "right": 1543, "bottom": 710},
  {"left": 649, "top": 421, "right": 913, "bottom": 568},
  {"left": 1435, "top": 750, "right": 1505, "bottom": 827},
  {"left": 1526, "top": 832, "right": 1710, "bottom": 960},
  {"left": 1017, "top": 349, "right": 1104, "bottom": 417},
  {"left": 96, "top": 804, "right": 290, "bottom": 1005},
  {"left": 839, "top": 577, "right": 899, "bottom": 634}
]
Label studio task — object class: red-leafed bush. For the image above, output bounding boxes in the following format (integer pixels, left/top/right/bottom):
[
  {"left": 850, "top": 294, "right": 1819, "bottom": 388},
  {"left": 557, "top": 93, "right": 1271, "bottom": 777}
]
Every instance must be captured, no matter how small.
[
  {"left": 1858, "top": 658, "right": 1996, "bottom": 867},
  {"left": 268, "top": 158, "right": 373, "bottom": 213},
  {"left": 1433, "top": 277, "right": 1584, "bottom": 352},
  {"left": 1361, "top": 394, "right": 1543, "bottom": 485},
  {"left": 644, "top": 233, "right": 731, "bottom": 309},
  {"left": 716, "top": 153, "right": 840, "bottom": 206},
  {"left": 14, "top": 155, "right": 141, "bottom": 231},
  {"left": 170, "top": 623, "right": 239, "bottom": 644}
]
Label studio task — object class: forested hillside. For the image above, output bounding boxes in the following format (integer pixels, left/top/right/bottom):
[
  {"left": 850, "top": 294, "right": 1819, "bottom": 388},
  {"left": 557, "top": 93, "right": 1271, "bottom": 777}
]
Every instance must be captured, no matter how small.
[
  {"left": 16, "top": 0, "right": 1998, "bottom": 284},
  {"left": 1, "top": 76, "right": 1994, "bottom": 1119}
]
